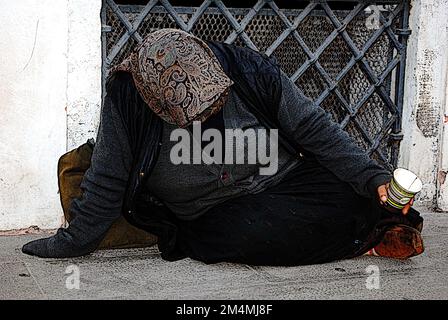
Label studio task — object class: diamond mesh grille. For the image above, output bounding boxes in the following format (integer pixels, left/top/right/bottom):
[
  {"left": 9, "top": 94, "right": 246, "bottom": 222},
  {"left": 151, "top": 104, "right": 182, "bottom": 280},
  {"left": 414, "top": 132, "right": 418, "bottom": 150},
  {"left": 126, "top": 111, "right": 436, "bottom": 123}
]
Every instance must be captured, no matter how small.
[{"left": 102, "top": 0, "right": 411, "bottom": 169}]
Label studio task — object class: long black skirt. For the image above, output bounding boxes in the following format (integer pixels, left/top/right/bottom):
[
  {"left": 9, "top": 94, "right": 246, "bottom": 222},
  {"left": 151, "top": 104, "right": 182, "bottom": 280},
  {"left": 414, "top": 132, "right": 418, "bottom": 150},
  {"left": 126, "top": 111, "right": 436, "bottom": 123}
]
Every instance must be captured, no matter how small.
[{"left": 164, "top": 158, "right": 379, "bottom": 266}]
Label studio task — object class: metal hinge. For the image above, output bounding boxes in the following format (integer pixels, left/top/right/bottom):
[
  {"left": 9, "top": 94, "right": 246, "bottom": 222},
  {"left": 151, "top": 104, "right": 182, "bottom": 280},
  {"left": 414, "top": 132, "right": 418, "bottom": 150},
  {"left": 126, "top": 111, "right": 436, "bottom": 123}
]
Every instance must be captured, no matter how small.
[
  {"left": 102, "top": 25, "right": 112, "bottom": 33},
  {"left": 396, "top": 28, "right": 412, "bottom": 36},
  {"left": 389, "top": 132, "right": 404, "bottom": 141}
]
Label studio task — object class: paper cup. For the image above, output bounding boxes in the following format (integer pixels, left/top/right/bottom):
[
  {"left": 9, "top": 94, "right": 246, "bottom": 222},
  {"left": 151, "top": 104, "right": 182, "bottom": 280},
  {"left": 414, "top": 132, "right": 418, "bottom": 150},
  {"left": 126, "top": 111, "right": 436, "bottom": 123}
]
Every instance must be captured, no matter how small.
[{"left": 386, "top": 168, "right": 423, "bottom": 209}]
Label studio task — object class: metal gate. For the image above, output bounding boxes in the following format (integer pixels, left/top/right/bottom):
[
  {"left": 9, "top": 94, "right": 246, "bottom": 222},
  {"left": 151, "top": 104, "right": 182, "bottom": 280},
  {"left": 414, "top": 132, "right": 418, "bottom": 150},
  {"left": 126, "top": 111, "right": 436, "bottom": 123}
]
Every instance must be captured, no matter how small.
[{"left": 101, "top": 0, "right": 411, "bottom": 169}]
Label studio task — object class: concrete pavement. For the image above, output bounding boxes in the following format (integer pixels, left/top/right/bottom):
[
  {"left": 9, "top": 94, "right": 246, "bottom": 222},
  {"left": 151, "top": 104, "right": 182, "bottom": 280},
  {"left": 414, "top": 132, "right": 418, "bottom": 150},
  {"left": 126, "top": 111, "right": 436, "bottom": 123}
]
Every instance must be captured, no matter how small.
[{"left": 1, "top": 211, "right": 447, "bottom": 300}]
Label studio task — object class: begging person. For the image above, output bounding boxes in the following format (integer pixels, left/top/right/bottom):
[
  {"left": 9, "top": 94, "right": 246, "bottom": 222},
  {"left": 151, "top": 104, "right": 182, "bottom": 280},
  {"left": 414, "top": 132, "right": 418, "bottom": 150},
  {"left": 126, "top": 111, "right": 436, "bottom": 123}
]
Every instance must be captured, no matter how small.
[{"left": 22, "top": 29, "right": 424, "bottom": 265}]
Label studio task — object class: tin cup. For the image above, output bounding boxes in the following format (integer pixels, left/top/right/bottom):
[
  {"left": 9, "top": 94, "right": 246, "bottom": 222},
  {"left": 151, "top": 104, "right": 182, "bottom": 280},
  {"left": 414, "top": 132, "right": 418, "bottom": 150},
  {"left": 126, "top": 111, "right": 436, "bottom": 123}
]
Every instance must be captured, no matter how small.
[{"left": 386, "top": 168, "right": 423, "bottom": 210}]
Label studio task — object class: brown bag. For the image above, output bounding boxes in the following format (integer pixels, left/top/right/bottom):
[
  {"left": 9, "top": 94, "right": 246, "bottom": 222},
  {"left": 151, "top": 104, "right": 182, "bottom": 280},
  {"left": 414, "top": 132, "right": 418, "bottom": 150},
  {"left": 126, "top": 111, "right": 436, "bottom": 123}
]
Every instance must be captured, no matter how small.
[{"left": 57, "top": 139, "right": 157, "bottom": 249}]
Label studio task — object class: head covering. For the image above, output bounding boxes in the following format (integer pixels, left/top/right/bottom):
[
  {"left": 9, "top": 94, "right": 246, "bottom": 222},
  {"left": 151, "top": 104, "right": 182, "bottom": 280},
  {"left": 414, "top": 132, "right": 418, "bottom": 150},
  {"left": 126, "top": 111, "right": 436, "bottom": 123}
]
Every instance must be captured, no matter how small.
[{"left": 111, "top": 28, "right": 233, "bottom": 127}]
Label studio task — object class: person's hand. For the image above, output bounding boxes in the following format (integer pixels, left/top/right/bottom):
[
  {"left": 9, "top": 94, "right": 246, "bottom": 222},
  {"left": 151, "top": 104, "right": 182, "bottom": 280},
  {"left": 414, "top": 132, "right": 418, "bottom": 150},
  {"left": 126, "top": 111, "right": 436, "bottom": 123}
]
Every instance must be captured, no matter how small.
[{"left": 377, "top": 183, "right": 414, "bottom": 215}]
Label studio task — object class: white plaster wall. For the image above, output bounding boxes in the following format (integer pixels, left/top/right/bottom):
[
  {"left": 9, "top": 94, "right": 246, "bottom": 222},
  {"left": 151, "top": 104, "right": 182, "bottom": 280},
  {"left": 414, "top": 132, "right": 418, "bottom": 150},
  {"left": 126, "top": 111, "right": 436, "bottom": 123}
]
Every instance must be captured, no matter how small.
[
  {"left": 399, "top": 0, "right": 448, "bottom": 210},
  {"left": 67, "top": 0, "right": 102, "bottom": 150},
  {"left": 0, "top": 0, "right": 69, "bottom": 230},
  {"left": 0, "top": 0, "right": 102, "bottom": 230},
  {"left": 438, "top": 58, "right": 448, "bottom": 210}
]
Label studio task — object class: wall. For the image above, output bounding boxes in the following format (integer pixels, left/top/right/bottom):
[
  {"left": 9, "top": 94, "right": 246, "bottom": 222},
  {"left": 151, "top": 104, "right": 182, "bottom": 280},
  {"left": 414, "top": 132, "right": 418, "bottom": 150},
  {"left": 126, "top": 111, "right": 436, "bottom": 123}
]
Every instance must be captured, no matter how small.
[
  {"left": 399, "top": 0, "right": 448, "bottom": 211},
  {"left": 438, "top": 54, "right": 448, "bottom": 210},
  {"left": 0, "top": 0, "right": 102, "bottom": 230},
  {"left": 66, "top": 0, "right": 103, "bottom": 150}
]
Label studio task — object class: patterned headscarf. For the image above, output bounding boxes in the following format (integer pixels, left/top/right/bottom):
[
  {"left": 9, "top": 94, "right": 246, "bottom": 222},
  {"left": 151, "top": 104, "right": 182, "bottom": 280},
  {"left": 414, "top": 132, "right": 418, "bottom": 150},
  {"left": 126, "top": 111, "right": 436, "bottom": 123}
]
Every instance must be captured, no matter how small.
[{"left": 111, "top": 28, "right": 233, "bottom": 127}]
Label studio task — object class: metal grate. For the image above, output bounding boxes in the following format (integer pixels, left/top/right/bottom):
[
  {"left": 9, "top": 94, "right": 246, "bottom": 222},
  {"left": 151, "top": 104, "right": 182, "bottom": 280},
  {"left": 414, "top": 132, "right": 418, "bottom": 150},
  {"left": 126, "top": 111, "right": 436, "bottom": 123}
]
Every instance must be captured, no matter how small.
[{"left": 101, "top": 0, "right": 411, "bottom": 170}]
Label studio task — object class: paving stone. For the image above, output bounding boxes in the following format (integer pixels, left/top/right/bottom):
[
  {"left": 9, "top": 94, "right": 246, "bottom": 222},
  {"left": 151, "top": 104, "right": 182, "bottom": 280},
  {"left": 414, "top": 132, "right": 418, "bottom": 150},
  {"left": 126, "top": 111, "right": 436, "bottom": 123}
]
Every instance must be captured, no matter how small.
[{"left": 0, "top": 212, "right": 447, "bottom": 299}]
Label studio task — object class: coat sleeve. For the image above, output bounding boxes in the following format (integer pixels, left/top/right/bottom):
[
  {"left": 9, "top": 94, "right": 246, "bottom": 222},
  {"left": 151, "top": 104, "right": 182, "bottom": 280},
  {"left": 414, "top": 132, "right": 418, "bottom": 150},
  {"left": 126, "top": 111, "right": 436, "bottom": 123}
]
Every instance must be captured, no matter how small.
[{"left": 277, "top": 71, "right": 392, "bottom": 199}]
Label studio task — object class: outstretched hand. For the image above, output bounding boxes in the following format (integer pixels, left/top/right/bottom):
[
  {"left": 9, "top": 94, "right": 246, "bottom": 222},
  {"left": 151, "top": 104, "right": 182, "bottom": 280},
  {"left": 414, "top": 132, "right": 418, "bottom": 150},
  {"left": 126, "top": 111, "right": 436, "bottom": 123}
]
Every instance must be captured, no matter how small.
[{"left": 377, "top": 183, "right": 414, "bottom": 215}]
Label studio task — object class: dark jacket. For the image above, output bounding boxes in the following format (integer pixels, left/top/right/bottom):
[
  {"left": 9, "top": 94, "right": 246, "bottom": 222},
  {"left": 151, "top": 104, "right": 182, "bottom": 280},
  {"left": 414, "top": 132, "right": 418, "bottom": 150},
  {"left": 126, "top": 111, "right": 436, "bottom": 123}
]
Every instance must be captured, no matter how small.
[
  {"left": 113, "top": 42, "right": 391, "bottom": 259},
  {"left": 117, "top": 42, "right": 299, "bottom": 257}
]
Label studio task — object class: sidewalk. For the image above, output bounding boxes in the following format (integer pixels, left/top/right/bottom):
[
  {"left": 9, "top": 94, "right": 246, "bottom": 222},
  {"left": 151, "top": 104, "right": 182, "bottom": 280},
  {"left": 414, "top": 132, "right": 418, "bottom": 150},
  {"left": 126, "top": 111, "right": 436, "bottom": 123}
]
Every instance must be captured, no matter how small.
[{"left": 1, "top": 211, "right": 447, "bottom": 300}]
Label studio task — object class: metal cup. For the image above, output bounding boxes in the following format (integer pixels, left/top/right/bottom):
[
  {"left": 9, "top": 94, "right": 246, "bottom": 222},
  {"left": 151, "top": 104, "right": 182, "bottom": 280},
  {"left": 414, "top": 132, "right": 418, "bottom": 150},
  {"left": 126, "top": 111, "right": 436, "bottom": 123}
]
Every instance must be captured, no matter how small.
[{"left": 386, "top": 168, "right": 423, "bottom": 210}]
